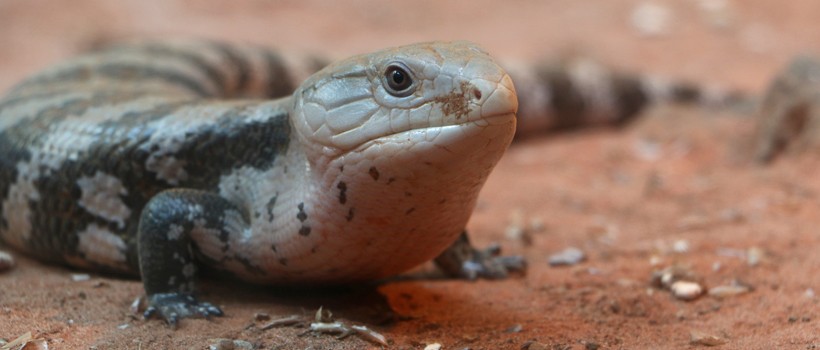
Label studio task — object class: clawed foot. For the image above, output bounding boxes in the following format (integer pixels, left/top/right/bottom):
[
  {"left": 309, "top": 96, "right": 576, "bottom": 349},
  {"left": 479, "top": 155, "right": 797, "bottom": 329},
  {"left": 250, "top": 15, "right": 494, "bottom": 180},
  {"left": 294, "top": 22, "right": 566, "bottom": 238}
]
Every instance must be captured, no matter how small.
[
  {"left": 144, "top": 293, "right": 223, "bottom": 327},
  {"left": 435, "top": 232, "right": 527, "bottom": 280},
  {"left": 459, "top": 243, "right": 527, "bottom": 279}
]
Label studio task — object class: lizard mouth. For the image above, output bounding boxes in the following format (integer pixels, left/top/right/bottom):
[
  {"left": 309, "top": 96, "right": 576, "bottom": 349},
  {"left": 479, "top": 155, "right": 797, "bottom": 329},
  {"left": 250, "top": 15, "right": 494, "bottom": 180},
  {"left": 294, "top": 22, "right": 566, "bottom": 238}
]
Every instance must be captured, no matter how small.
[{"left": 350, "top": 112, "right": 516, "bottom": 157}]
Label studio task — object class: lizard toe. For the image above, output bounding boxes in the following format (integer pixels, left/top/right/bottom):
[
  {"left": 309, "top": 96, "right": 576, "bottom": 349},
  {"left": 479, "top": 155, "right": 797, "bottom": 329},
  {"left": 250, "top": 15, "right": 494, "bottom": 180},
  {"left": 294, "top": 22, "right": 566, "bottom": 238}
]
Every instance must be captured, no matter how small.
[{"left": 145, "top": 292, "right": 224, "bottom": 327}]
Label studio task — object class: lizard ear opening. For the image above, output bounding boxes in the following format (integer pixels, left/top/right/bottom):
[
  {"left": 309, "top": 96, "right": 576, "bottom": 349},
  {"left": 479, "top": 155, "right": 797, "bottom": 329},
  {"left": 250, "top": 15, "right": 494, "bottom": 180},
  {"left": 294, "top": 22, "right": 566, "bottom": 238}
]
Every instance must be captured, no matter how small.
[{"left": 382, "top": 62, "right": 416, "bottom": 97}]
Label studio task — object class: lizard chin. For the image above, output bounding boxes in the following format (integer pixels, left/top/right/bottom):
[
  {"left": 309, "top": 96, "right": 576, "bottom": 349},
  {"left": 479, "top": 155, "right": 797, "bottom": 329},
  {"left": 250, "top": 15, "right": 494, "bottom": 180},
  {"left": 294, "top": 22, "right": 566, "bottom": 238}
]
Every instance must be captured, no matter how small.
[{"left": 306, "top": 112, "right": 516, "bottom": 282}]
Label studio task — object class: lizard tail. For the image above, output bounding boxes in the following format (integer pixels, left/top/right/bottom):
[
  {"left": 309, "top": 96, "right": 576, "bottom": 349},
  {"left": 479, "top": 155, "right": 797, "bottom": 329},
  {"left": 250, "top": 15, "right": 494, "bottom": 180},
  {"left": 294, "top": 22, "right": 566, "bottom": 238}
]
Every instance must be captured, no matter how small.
[{"left": 505, "top": 56, "right": 752, "bottom": 140}]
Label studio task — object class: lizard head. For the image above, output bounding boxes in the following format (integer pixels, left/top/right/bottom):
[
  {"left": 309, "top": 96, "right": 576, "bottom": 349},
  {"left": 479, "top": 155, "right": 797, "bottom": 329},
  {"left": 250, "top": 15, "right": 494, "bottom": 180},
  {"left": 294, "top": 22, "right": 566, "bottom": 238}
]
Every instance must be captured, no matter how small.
[
  {"left": 291, "top": 41, "right": 517, "bottom": 168},
  {"left": 287, "top": 42, "right": 518, "bottom": 280}
]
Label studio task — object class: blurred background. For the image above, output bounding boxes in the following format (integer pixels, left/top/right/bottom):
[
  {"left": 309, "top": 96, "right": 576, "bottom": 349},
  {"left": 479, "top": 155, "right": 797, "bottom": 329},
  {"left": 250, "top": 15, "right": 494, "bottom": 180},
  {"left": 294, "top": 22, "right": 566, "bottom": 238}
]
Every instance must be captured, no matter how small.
[
  {"left": 2, "top": 2, "right": 819, "bottom": 348},
  {"left": 1, "top": 0, "right": 819, "bottom": 94}
]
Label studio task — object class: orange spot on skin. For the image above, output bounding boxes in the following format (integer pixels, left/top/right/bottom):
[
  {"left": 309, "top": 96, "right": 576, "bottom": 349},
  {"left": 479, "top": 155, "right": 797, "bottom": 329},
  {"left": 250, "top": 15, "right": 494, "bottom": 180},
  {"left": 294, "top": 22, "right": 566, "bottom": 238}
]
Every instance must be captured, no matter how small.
[{"left": 434, "top": 81, "right": 474, "bottom": 119}]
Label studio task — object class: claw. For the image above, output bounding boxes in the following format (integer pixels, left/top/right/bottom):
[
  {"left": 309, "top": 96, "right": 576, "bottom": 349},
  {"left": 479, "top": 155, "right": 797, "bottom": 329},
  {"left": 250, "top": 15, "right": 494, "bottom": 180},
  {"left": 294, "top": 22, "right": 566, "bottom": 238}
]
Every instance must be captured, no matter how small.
[
  {"left": 143, "top": 292, "right": 224, "bottom": 327},
  {"left": 483, "top": 243, "right": 502, "bottom": 256},
  {"left": 206, "top": 304, "right": 224, "bottom": 316},
  {"left": 143, "top": 306, "right": 157, "bottom": 320},
  {"left": 168, "top": 312, "right": 179, "bottom": 328}
]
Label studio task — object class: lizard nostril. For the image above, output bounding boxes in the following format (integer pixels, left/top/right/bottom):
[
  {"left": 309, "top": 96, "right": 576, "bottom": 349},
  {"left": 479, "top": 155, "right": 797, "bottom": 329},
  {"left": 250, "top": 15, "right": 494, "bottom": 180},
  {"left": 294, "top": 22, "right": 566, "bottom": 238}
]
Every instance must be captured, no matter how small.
[{"left": 472, "top": 88, "right": 482, "bottom": 101}]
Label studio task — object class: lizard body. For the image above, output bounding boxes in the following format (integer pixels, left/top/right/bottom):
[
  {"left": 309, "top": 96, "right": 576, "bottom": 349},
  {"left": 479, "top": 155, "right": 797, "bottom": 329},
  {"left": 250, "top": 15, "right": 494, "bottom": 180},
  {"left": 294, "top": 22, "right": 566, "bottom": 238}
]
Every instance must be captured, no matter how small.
[{"left": 0, "top": 40, "right": 520, "bottom": 324}]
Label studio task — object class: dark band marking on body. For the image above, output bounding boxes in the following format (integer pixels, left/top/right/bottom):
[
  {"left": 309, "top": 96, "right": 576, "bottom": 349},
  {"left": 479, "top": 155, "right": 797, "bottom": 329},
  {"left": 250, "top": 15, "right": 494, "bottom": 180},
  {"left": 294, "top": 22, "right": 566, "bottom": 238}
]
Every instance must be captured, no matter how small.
[
  {"left": 166, "top": 106, "right": 290, "bottom": 190},
  {"left": 2, "top": 93, "right": 133, "bottom": 152},
  {"left": 346, "top": 208, "right": 355, "bottom": 222},
  {"left": 131, "top": 44, "right": 229, "bottom": 96},
  {"left": 261, "top": 50, "right": 294, "bottom": 98},
  {"left": 96, "top": 100, "right": 199, "bottom": 130},
  {"left": 0, "top": 134, "right": 32, "bottom": 233},
  {"left": 538, "top": 69, "right": 586, "bottom": 129},
  {"left": 610, "top": 75, "right": 649, "bottom": 124},
  {"left": 208, "top": 41, "right": 251, "bottom": 94},
  {"left": 24, "top": 63, "right": 213, "bottom": 97}
]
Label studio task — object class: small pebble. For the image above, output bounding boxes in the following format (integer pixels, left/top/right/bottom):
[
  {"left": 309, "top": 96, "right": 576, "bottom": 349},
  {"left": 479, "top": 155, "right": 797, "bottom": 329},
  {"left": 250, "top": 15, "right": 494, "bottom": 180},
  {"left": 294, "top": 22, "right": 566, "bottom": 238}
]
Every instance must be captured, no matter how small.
[
  {"left": 708, "top": 285, "right": 750, "bottom": 299},
  {"left": 671, "top": 281, "right": 704, "bottom": 301},
  {"left": 633, "top": 138, "right": 662, "bottom": 161},
  {"left": 0, "top": 250, "right": 15, "bottom": 272},
  {"left": 71, "top": 273, "right": 90, "bottom": 282},
  {"left": 505, "top": 324, "right": 523, "bottom": 333},
  {"left": 672, "top": 239, "right": 690, "bottom": 253},
  {"left": 690, "top": 330, "right": 727, "bottom": 346},
  {"left": 651, "top": 265, "right": 698, "bottom": 289},
  {"left": 529, "top": 218, "right": 545, "bottom": 233},
  {"left": 549, "top": 247, "right": 586, "bottom": 266},
  {"left": 505, "top": 209, "right": 533, "bottom": 246},
  {"left": 805, "top": 288, "right": 816, "bottom": 299},
  {"left": 630, "top": 2, "right": 672, "bottom": 37},
  {"left": 747, "top": 247, "right": 763, "bottom": 266},
  {"left": 424, "top": 343, "right": 442, "bottom": 350}
]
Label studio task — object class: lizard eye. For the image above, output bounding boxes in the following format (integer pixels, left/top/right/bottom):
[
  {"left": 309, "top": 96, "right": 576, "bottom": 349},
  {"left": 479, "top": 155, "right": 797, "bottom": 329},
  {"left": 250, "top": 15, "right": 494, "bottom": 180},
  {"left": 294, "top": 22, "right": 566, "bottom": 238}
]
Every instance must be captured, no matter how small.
[{"left": 383, "top": 63, "right": 415, "bottom": 97}]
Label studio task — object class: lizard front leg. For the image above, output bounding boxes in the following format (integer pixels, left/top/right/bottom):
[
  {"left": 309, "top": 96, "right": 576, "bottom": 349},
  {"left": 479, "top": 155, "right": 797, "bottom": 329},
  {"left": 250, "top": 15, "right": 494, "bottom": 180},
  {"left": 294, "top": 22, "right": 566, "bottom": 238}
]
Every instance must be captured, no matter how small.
[
  {"left": 434, "top": 231, "right": 527, "bottom": 280},
  {"left": 137, "top": 189, "right": 246, "bottom": 326}
]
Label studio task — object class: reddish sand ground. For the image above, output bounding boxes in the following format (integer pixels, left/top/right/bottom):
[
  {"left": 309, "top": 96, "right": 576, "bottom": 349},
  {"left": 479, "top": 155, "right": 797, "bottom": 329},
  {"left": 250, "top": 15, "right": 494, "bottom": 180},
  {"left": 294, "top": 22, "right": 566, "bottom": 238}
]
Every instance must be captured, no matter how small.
[{"left": 0, "top": 1, "right": 818, "bottom": 349}]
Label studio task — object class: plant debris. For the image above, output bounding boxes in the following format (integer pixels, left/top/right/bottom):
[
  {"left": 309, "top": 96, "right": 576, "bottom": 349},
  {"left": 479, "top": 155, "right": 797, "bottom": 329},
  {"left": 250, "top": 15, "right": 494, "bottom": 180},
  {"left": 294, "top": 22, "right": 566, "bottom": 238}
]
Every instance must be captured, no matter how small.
[
  {"left": 259, "top": 315, "right": 301, "bottom": 330},
  {"left": 1, "top": 332, "right": 48, "bottom": 350},
  {"left": 259, "top": 307, "right": 388, "bottom": 346}
]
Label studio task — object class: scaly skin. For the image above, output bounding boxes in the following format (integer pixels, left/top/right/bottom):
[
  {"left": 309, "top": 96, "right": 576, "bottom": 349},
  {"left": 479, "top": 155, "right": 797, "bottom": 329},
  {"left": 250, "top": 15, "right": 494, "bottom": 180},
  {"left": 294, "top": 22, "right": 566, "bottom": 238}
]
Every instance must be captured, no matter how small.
[{"left": 0, "top": 40, "right": 520, "bottom": 326}]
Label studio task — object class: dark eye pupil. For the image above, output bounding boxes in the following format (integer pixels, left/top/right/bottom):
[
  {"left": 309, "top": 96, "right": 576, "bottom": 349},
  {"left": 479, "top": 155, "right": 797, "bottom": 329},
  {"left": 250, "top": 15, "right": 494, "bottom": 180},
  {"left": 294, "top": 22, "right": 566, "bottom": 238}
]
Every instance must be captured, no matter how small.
[
  {"left": 391, "top": 70, "right": 405, "bottom": 85},
  {"left": 385, "top": 65, "right": 413, "bottom": 95}
]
